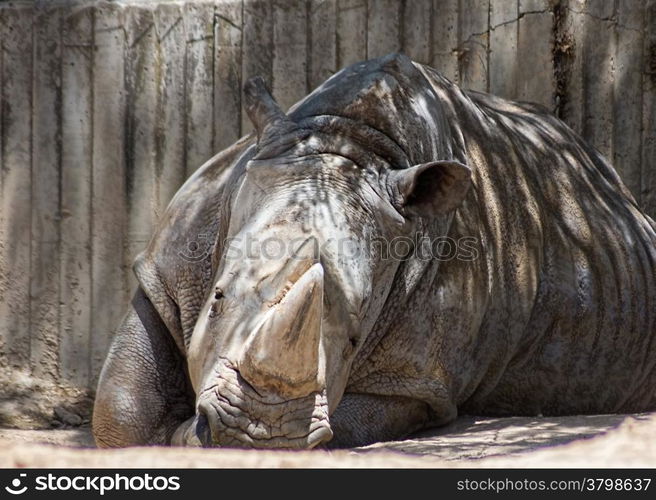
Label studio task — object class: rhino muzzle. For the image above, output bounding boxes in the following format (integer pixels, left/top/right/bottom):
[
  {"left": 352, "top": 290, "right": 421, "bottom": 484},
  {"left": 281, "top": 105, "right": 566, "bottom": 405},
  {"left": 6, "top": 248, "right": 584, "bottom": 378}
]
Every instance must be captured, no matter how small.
[{"left": 174, "top": 358, "right": 332, "bottom": 449}]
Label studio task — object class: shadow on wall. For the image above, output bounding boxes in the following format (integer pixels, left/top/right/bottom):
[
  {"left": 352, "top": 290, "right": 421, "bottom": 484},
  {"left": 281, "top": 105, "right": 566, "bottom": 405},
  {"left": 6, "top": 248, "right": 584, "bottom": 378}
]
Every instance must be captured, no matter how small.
[{"left": 0, "top": 0, "right": 654, "bottom": 424}]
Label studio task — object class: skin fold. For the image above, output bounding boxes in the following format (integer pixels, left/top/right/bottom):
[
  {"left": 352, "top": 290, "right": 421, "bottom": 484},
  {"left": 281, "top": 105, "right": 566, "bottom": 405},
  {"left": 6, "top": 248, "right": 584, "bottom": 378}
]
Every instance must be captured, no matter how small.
[{"left": 93, "top": 53, "right": 656, "bottom": 449}]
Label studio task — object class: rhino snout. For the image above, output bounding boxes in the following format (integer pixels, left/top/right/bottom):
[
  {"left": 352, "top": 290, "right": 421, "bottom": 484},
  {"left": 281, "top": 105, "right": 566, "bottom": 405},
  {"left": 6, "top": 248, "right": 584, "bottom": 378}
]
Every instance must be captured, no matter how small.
[{"left": 186, "top": 360, "right": 332, "bottom": 449}]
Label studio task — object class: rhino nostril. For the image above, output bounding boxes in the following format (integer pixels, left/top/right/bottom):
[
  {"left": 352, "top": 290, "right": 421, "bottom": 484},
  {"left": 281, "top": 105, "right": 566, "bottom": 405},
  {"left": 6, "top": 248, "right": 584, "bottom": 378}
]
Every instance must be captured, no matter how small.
[
  {"left": 195, "top": 406, "right": 214, "bottom": 446},
  {"left": 173, "top": 411, "right": 213, "bottom": 447}
]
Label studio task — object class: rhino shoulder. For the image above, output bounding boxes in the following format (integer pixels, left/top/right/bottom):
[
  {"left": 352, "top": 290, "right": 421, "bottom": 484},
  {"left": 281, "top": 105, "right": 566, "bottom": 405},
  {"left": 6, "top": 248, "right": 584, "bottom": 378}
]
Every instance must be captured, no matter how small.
[{"left": 133, "top": 137, "right": 253, "bottom": 351}]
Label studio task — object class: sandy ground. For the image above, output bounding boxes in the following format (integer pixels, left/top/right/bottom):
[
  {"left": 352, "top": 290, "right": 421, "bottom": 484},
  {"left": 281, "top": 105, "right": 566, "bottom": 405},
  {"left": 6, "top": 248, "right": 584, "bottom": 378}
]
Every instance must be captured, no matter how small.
[{"left": 1, "top": 412, "right": 655, "bottom": 468}]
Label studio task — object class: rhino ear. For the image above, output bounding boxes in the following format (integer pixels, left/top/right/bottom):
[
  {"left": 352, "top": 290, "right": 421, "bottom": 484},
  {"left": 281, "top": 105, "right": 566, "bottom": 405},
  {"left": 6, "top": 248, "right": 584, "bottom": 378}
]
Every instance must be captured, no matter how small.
[{"left": 390, "top": 160, "right": 472, "bottom": 217}]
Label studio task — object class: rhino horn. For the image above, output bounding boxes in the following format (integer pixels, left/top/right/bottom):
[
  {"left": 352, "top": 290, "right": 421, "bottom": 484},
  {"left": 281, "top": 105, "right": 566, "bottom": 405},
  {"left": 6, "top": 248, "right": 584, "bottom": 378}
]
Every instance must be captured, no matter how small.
[
  {"left": 238, "top": 263, "right": 324, "bottom": 400},
  {"left": 244, "top": 76, "right": 296, "bottom": 143}
]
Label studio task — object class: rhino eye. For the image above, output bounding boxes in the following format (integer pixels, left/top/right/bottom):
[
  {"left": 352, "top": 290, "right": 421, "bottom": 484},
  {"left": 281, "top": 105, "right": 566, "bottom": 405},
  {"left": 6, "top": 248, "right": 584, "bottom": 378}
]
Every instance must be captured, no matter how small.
[{"left": 215, "top": 288, "right": 225, "bottom": 300}]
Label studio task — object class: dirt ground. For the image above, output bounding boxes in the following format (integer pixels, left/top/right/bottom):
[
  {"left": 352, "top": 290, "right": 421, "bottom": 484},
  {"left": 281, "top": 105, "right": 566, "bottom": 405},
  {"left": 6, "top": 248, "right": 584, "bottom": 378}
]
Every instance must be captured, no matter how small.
[{"left": 1, "top": 412, "right": 655, "bottom": 468}]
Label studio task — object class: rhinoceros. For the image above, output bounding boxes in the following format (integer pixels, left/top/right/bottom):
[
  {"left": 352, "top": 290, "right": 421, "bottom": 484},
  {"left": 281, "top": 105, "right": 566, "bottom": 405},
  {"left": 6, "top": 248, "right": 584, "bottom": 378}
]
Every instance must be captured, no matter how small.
[{"left": 93, "top": 53, "right": 656, "bottom": 449}]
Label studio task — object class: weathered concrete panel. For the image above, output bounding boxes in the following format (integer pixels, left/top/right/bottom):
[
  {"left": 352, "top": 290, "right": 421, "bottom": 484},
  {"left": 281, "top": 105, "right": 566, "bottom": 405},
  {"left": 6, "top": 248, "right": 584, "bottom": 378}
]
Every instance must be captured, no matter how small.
[
  {"left": 154, "top": 2, "right": 187, "bottom": 215},
  {"left": 458, "top": 0, "right": 489, "bottom": 92},
  {"left": 402, "top": 0, "right": 431, "bottom": 65},
  {"left": 126, "top": 6, "right": 159, "bottom": 293},
  {"left": 59, "top": 6, "right": 93, "bottom": 387},
  {"left": 273, "top": 0, "right": 308, "bottom": 111},
  {"left": 309, "top": 0, "right": 337, "bottom": 91},
  {"left": 31, "top": 4, "right": 62, "bottom": 381},
  {"left": 214, "top": 0, "right": 242, "bottom": 150},
  {"left": 431, "top": 0, "right": 459, "bottom": 83},
  {"left": 559, "top": 0, "right": 585, "bottom": 133},
  {"left": 336, "top": 0, "right": 367, "bottom": 69},
  {"left": 581, "top": 1, "right": 616, "bottom": 161},
  {"left": 489, "top": 0, "right": 518, "bottom": 100},
  {"left": 517, "top": 0, "right": 554, "bottom": 108},
  {"left": 613, "top": 0, "right": 645, "bottom": 203},
  {"left": 90, "top": 2, "right": 128, "bottom": 387},
  {"left": 184, "top": 2, "right": 215, "bottom": 177},
  {"left": 0, "top": 4, "right": 33, "bottom": 370},
  {"left": 642, "top": 0, "right": 656, "bottom": 215},
  {"left": 367, "top": 0, "right": 401, "bottom": 59}
]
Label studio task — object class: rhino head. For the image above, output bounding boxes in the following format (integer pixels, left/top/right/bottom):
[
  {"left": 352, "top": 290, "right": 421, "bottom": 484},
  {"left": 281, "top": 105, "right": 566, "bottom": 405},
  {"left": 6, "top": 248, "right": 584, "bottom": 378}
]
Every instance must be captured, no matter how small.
[{"left": 174, "top": 76, "right": 472, "bottom": 449}]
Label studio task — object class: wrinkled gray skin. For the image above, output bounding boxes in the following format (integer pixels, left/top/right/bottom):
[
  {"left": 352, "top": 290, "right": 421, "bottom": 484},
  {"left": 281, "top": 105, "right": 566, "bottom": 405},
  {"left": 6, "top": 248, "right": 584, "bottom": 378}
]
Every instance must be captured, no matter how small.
[{"left": 93, "top": 54, "right": 656, "bottom": 449}]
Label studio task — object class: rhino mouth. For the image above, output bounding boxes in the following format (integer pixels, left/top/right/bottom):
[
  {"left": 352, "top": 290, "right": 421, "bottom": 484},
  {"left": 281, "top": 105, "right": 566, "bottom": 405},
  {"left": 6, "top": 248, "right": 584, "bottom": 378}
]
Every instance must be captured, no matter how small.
[{"left": 188, "top": 361, "right": 332, "bottom": 449}]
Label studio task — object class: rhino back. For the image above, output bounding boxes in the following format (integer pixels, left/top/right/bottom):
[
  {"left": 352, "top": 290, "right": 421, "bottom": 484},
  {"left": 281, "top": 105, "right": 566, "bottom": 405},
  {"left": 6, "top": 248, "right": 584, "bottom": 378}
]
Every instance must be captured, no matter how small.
[
  {"left": 428, "top": 66, "right": 656, "bottom": 414},
  {"left": 347, "top": 62, "right": 656, "bottom": 417}
]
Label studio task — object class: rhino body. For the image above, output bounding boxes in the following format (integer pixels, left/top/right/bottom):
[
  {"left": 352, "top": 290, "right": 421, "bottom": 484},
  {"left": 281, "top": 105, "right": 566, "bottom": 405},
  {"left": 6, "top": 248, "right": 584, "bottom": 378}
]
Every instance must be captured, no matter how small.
[{"left": 93, "top": 54, "right": 656, "bottom": 449}]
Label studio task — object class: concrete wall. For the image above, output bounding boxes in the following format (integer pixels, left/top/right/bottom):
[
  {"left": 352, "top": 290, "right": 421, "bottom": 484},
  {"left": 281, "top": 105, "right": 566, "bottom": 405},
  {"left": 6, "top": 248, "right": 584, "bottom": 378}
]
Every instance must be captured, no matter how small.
[{"left": 0, "top": 0, "right": 654, "bottom": 400}]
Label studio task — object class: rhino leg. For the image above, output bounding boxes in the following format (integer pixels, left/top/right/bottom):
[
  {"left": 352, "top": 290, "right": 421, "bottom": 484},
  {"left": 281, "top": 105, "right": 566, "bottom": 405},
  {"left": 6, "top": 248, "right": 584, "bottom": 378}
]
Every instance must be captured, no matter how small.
[
  {"left": 327, "top": 393, "right": 433, "bottom": 448},
  {"left": 92, "top": 288, "right": 194, "bottom": 447}
]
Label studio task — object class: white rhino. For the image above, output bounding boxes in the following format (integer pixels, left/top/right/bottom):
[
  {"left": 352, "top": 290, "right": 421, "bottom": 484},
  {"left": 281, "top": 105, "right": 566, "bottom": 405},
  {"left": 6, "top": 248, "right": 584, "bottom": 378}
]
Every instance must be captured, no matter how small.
[{"left": 93, "top": 53, "right": 656, "bottom": 449}]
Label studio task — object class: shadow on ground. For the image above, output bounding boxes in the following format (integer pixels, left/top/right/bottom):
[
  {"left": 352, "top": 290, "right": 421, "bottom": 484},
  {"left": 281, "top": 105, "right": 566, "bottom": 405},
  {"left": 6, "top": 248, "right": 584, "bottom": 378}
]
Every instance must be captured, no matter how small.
[
  {"left": 1, "top": 413, "right": 654, "bottom": 467},
  {"left": 361, "top": 414, "right": 650, "bottom": 460}
]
